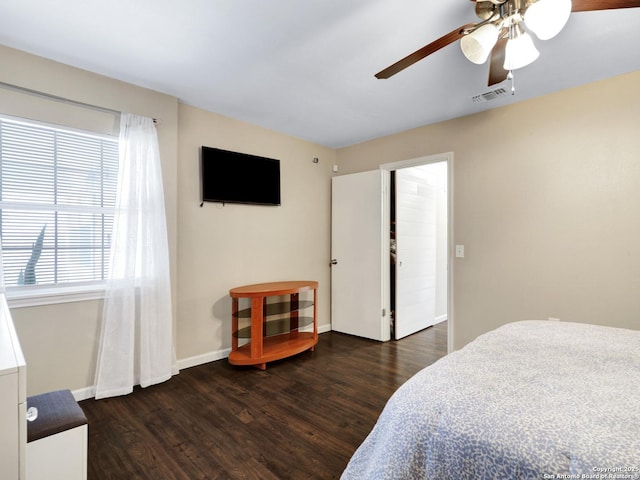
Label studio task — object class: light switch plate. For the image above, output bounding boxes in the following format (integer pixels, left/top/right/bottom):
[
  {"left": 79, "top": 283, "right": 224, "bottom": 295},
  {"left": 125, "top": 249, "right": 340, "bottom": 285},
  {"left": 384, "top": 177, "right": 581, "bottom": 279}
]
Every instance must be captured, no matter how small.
[{"left": 455, "top": 245, "right": 465, "bottom": 258}]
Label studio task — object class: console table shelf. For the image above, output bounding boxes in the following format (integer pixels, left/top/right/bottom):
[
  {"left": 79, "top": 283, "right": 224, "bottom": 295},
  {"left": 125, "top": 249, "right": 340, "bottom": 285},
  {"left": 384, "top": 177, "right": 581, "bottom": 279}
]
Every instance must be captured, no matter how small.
[
  {"left": 234, "top": 316, "right": 315, "bottom": 339},
  {"left": 234, "top": 300, "right": 315, "bottom": 318},
  {"left": 228, "top": 281, "right": 318, "bottom": 370}
]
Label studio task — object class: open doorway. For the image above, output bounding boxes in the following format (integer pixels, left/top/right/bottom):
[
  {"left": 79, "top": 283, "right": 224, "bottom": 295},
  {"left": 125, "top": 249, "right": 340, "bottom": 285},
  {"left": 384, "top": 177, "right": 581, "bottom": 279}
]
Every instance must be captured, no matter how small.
[
  {"left": 382, "top": 154, "right": 451, "bottom": 347},
  {"left": 330, "top": 152, "right": 453, "bottom": 351}
]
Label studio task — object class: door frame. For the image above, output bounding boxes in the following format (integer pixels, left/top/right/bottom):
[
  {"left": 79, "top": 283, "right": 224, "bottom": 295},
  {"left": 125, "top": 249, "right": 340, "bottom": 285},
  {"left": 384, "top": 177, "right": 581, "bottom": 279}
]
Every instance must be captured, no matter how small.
[{"left": 380, "top": 152, "right": 454, "bottom": 353}]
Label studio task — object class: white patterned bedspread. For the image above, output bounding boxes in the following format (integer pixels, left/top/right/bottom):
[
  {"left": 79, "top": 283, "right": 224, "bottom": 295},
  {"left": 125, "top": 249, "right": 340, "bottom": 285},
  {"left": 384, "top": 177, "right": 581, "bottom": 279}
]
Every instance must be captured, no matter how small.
[{"left": 341, "top": 321, "right": 640, "bottom": 480}]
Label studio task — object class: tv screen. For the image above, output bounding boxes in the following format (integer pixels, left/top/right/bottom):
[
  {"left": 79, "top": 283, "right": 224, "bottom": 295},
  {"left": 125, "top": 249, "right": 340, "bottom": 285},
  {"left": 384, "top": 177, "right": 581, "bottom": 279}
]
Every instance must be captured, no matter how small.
[{"left": 201, "top": 146, "right": 281, "bottom": 206}]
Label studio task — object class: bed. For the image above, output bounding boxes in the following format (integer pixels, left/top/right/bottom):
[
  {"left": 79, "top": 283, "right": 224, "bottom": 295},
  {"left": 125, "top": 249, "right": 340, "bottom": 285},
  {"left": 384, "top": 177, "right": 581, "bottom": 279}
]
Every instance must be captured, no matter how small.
[{"left": 341, "top": 320, "right": 640, "bottom": 480}]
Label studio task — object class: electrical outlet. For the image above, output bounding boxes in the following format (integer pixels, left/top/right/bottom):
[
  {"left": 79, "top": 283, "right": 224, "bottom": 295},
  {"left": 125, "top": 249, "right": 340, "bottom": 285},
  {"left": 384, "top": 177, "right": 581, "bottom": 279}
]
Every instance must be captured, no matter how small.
[{"left": 455, "top": 245, "right": 465, "bottom": 258}]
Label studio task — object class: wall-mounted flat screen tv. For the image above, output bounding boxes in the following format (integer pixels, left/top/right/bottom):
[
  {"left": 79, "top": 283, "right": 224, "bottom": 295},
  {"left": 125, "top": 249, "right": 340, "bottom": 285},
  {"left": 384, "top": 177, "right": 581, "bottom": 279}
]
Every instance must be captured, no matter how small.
[{"left": 201, "top": 146, "right": 281, "bottom": 206}]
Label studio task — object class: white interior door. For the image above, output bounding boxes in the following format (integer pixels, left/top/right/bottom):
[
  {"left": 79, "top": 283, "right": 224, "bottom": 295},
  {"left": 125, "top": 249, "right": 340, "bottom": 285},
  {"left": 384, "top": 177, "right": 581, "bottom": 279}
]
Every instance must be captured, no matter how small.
[
  {"left": 331, "top": 170, "right": 390, "bottom": 341},
  {"left": 394, "top": 166, "right": 437, "bottom": 339}
]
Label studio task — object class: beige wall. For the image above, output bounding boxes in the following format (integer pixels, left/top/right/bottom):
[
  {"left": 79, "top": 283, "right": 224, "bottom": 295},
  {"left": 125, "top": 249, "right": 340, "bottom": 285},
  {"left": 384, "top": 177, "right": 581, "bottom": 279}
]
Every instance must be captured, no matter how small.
[
  {"left": 1, "top": 45, "right": 334, "bottom": 396},
  {"left": 337, "top": 70, "right": 640, "bottom": 349},
  {"left": 3, "top": 41, "right": 638, "bottom": 395},
  {"left": 0, "top": 45, "right": 179, "bottom": 396},
  {"left": 176, "top": 104, "right": 334, "bottom": 363}
]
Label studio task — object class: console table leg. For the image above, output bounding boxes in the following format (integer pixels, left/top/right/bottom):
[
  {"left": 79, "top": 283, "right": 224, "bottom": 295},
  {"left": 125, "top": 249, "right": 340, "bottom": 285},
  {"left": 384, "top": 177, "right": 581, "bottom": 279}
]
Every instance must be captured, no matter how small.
[
  {"left": 290, "top": 293, "right": 299, "bottom": 337},
  {"left": 231, "top": 298, "right": 239, "bottom": 352},
  {"left": 250, "top": 297, "right": 264, "bottom": 361}
]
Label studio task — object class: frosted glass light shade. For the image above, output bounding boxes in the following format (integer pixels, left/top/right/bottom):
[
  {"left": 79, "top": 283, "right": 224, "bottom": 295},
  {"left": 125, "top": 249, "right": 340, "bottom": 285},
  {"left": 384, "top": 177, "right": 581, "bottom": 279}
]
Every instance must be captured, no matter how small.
[
  {"left": 461, "top": 23, "right": 500, "bottom": 64},
  {"left": 526, "top": 0, "right": 572, "bottom": 40},
  {"left": 503, "top": 28, "right": 540, "bottom": 70}
]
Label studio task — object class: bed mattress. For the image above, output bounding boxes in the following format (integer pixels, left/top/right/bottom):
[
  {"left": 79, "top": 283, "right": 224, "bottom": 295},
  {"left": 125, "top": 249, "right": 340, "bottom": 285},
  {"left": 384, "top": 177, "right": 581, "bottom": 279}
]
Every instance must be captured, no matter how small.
[{"left": 341, "top": 320, "right": 640, "bottom": 480}]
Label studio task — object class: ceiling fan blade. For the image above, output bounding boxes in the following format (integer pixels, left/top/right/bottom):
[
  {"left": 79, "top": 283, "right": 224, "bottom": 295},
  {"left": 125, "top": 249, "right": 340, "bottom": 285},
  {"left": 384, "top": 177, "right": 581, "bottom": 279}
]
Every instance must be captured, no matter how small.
[
  {"left": 375, "top": 23, "right": 475, "bottom": 79},
  {"left": 488, "top": 35, "right": 509, "bottom": 86},
  {"left": 571, "top": 0, "right": 640, "bottom": 12}
]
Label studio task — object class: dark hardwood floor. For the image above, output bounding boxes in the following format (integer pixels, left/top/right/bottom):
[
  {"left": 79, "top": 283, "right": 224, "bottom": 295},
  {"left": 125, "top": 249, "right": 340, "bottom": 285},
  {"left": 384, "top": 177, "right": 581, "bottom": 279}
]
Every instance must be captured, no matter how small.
[{"left": 79, "top": 322, "right": 447, "bottom": 480}]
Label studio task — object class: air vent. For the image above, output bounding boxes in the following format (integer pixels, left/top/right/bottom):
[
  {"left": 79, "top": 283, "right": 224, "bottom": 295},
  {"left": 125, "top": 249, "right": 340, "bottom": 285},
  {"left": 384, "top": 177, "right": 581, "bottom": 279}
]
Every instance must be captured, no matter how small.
[{"left": 472, "top": 87, "right": 508, "bottom": 103}]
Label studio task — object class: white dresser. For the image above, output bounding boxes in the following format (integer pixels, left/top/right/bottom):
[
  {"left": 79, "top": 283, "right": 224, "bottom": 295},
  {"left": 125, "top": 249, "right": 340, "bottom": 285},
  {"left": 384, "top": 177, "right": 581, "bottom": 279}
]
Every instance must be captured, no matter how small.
[{"left": 0, "top": 294, "right": 27, "bottom": 480}]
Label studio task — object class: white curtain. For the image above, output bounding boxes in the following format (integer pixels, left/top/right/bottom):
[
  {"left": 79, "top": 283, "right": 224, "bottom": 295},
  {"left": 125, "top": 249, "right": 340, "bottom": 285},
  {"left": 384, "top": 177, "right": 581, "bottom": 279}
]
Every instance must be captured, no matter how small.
[{"left": 94, "top": 113, "right": 177, "bottom": 400}]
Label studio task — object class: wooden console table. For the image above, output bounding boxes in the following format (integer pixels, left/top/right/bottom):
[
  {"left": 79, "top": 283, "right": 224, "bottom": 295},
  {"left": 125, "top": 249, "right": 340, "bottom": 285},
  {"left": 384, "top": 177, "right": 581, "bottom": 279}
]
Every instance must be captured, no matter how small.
[{"left": 228, "top": 281, "right": 318, "bottom": 370}]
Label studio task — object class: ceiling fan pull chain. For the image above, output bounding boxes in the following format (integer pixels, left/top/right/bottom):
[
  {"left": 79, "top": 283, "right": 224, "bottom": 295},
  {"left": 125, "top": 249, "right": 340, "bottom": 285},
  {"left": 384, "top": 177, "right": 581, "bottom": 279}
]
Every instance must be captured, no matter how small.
[{"left": 507, "top": 70, "right": 515, "bottom": 94}]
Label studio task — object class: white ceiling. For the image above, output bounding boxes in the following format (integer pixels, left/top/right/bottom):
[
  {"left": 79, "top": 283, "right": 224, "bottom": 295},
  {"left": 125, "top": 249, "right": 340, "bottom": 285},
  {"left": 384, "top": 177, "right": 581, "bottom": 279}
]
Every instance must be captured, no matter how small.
[{"left": 0, "top": 1, "right": 638, "bottom": 148}]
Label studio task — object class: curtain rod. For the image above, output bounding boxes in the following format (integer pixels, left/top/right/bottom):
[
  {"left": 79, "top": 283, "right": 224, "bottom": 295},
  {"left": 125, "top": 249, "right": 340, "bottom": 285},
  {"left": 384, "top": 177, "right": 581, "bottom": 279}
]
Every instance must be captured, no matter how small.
[
  {"left": 0, "top": 80, "right": 121, "bottom": 117},
  {"left": 0, "top": 81, "right": 159, "bottom": 124}
]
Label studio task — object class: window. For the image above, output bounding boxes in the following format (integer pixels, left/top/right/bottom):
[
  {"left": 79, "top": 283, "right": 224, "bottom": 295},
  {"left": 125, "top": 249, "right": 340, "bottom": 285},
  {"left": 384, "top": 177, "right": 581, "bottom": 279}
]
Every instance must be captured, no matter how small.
[{"left": 0, "top": 116, "right": 119, "bottom": 296}]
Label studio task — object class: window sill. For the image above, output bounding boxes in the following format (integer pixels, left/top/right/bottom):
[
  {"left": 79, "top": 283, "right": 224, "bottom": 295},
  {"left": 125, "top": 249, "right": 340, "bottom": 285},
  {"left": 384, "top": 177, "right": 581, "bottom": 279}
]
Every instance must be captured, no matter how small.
[{"left": 5, "top": 284, "right": 106, "bottom": 309}]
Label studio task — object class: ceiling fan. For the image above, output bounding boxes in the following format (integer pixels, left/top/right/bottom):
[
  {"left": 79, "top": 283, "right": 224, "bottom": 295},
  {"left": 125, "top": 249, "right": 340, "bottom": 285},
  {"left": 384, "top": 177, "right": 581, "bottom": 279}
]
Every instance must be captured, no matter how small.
[{"left": 375, "top": 0, "right": 640, "bottom": 88}]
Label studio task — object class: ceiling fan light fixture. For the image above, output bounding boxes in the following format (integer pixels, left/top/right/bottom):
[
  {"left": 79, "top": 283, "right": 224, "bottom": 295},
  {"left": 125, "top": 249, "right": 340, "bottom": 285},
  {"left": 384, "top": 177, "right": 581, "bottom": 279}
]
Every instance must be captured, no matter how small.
[
  {"left": 503, "top": 24, "right": 540, "bottom": 70},
  {"left": 461, "top": 23, "right": 500, "bottom": 64},
  {"left": 525, "top": 0, "right": 572, "bottom": 40}
]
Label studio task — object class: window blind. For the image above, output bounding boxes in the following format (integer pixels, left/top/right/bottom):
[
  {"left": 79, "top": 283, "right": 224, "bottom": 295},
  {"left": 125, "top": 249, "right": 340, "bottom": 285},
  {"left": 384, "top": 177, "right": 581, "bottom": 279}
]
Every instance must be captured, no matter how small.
[{"left": 0, "top": 116, "right": 118, "bottom": 289}]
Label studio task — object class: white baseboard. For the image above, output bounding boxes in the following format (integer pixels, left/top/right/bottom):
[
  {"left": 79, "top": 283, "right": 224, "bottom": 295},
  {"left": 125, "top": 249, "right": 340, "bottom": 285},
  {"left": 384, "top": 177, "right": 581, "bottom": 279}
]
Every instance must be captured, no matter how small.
[
  {"left": 73, "top": 324, "right": 333, "bottom": 401},
  {"left": 318, "top": 323, "right": 331, "bottom": 334},
  {"left": 72, "top": 386, "right": 95, "bottom": 402},
  {"left": 177, "top": 347, "right": 232, "bottom": 371},
  {"left": 435, "top": 314, "right": 448, "bottom": 324}
]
